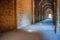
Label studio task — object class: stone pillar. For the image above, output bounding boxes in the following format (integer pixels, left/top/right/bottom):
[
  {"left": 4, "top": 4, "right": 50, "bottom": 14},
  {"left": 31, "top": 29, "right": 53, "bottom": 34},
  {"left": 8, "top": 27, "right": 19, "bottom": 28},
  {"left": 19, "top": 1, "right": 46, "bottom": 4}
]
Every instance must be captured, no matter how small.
[{"left": 57, "top": 0, "right": 60, "bottom": 35}]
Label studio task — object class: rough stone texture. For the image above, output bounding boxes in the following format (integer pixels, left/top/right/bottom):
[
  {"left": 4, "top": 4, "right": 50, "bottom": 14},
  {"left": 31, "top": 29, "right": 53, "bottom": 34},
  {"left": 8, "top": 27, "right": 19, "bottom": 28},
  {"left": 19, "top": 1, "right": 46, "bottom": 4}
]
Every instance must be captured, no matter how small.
[
  {"left": 0, "top": 0, "right": 16, "bottom": 32},
  {"left": 34, "top": 0, "right": 42, "bottom": 23},
  {"left": 57, "top": 0, "right": 60, "bottom": 35}
]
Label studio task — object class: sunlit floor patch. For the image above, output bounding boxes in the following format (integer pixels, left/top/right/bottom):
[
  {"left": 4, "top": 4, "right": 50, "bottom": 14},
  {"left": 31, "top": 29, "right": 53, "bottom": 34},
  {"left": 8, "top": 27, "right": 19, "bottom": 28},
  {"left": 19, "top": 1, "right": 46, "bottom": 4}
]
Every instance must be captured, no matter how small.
[{"left": 27, "top": 30, "right": 33, "bottom": 32}]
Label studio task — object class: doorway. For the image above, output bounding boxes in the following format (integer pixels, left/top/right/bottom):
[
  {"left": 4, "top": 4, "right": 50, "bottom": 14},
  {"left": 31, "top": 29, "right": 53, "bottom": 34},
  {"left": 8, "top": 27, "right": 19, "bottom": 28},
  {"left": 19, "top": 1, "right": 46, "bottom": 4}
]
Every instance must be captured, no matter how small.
[
  {"left": 48, "top": 14, "right": 52, "bottom": 19},
  {"left": 45, "top": 8, "right": 53, "bottom": 19}
]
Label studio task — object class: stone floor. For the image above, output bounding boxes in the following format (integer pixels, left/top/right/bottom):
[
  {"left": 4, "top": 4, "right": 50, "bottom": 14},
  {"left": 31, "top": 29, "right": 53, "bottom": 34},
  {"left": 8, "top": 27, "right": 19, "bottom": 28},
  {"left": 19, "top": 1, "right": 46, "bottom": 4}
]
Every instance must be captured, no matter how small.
[
  {"left": 21, "top": 19, "right": 59, "bottom": 40},
  {"left": 0, "top": 19, "right": 60, "bottom": 40},
  {"left": 0, "top": 30, "right": 47, "bottom": 40}
]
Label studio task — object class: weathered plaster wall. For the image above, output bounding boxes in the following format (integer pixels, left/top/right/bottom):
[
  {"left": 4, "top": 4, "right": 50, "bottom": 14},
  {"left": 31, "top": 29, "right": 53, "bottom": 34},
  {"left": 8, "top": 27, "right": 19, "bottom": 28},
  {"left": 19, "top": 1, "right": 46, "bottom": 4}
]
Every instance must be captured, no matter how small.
[{"left": 17, "top": 0, "right": 32, "bottom": 29}]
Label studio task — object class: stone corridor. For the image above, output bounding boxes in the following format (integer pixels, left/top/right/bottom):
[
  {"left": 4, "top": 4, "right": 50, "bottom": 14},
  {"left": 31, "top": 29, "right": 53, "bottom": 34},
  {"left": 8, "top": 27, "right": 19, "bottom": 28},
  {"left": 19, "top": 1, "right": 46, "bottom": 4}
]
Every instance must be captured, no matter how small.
[
  {"left": 0, "top": 0, "right": 60, "bottom": 40},
  {"left": 21, "top": 18, "right": 59, "bottom": 40},
  {"left": 0, "top": 19, "right": 59, "bottom": 40}
]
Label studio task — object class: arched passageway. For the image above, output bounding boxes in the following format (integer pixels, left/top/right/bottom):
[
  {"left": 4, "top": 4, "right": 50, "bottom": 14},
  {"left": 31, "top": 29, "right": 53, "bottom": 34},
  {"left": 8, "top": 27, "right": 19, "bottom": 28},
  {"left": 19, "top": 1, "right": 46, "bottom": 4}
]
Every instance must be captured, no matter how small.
[
  {"left": 44, "top": 8, "right": 53, "bottom": 19},
  {"left": 32, "top": 0, "right": 57, "bottom": 32},
  {"left": 0, "top": 0, "right": 60, "bottom": 40}
]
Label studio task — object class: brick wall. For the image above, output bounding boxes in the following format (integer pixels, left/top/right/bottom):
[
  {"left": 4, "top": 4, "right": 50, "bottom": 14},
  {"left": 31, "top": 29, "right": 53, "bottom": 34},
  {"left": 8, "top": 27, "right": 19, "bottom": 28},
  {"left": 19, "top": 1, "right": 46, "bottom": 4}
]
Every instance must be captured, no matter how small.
[{"left": 0, "top": 0, "right": 16, "bottom": 32}]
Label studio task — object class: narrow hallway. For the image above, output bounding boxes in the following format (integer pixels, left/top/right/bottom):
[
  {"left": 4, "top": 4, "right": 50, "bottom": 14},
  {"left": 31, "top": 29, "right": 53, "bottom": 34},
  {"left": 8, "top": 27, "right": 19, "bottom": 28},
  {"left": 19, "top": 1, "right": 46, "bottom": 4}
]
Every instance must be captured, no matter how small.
[
  {"left": 0, "top": 0, "right": 60, "bottom": 40},
  {"left": 22, "top": 19, "right": 55, "bottom": 31},
  {"left": 0, "top": 19, "right": 59, "bottom": 40},
  {"left": 22, "top": 18, "right": 58, "bottom": 40}
]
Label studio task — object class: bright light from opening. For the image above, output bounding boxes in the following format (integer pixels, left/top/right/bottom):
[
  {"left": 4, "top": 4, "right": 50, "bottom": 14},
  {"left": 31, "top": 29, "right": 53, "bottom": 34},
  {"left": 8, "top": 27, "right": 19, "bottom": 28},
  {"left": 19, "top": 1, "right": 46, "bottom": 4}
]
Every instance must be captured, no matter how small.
[
  {"left": 48, "top": 14, "right": 52, "bottom": 18},
  {"left": 27, "top": 30, "right": 33, "bottom": 32}
]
